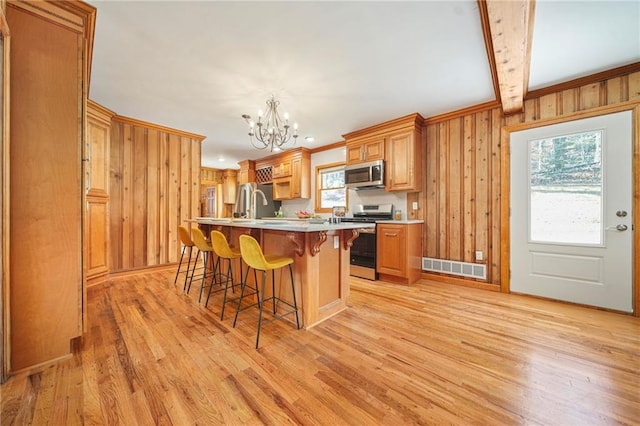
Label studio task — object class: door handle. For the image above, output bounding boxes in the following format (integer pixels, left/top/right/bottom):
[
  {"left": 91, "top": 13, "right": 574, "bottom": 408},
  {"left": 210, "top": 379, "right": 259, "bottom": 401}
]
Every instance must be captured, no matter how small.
[{"left": 606, "top": 224, "right": 628, "bottom": 232}]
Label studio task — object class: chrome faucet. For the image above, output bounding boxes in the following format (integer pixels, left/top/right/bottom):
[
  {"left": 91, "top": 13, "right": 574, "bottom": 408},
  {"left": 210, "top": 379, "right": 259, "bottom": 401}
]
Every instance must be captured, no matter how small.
[
  {"left": 249, "top": 188, "right": 268, "bottom": 219},
  {"left": 235, "top": 183, "right": 269, "bottom": 219}
]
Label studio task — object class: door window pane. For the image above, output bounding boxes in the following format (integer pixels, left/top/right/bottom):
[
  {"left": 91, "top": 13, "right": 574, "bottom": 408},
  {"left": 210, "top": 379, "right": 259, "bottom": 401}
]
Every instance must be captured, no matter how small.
[{"left": 529, "top": 131, "right": 603, "bottom": 245}]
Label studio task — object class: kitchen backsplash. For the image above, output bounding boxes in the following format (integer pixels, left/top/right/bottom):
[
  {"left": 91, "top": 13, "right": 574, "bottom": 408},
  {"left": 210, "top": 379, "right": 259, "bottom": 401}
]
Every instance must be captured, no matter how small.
[
  {"left": 282, "top": 189, "right": 406, "bottom": 218},
  {"left": 278, "top": 146, "right": 408, "bottom": 219}
]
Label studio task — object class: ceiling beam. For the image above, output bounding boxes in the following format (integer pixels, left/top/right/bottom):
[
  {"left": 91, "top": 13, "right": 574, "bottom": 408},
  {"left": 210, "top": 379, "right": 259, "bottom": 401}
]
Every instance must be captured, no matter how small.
[{"left": 479, "top": 0, "right": 535, "bottom": 115}]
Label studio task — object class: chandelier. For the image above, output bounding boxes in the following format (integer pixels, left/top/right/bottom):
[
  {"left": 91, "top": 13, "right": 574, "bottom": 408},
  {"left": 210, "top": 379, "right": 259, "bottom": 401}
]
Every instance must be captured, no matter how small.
[{"left": 241, "top": 95, "right": 299, "bottom": 152}]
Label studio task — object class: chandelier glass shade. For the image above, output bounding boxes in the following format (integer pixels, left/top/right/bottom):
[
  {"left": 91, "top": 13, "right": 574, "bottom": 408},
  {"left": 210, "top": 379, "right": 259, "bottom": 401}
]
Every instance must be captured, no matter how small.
[{"left": 242, "top": 95, "right": 299, "bottom": 152}]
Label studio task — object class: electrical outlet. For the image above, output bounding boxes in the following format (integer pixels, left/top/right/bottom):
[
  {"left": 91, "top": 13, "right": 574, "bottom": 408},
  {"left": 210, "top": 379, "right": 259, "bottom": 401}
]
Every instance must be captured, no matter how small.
[
  {"left": 334, "top": 236, "right": 339, "bottom": 249},
  {"left": 412, "top": 201, "right": 419, "bottom": 210},
  {"left": 475, "top": 251, "right": 483, "bottom": 261}
]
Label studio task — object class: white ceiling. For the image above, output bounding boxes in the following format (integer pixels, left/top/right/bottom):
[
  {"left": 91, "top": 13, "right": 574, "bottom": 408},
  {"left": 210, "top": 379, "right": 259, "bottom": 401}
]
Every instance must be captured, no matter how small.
[{"left": 88, "top": 1, "right": 640, "bottom": 168}]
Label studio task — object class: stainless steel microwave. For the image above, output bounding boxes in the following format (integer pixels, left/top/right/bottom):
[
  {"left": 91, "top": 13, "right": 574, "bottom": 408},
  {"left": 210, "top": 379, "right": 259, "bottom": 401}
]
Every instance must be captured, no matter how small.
[{"left": 345, "top": 160, "right": 384, "bottom": 189}]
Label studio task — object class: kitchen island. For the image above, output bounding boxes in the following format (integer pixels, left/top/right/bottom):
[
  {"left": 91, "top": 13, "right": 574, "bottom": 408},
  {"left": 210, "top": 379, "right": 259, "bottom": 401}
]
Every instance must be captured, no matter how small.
[{"left": 192, "top": 218, "right": 374, "bottom": 328}]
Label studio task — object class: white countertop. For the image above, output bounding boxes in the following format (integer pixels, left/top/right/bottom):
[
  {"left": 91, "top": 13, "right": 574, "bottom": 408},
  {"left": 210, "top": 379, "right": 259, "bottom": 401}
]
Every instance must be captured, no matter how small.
[
  {"left": 378, "top": 220, "right": 424, "bottom": 224},
  {"left": 192, "top": 217, "right": 375, "bottom": 233}
]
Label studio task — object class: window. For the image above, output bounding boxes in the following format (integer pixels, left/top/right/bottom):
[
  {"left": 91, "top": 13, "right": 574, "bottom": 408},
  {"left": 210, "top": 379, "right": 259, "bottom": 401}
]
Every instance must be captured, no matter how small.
[
  {"left": 529, "top": 130, "right": 603, "bottom": 245},
  {"left": 315, "top": 162, "right": 347, "bottom": 213}
]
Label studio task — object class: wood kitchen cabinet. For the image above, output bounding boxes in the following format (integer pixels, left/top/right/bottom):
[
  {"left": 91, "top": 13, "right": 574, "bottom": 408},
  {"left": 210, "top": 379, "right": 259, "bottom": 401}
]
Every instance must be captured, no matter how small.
[
  {"left": 345, "top": 136, "right": 385, "bottom": 165},
  {"left": 237, "top": 160, "right": 256, "bottom": 184},
  {"left": 272, "top": 158, "right": 292, "bottom": 178},
  {"left": 86, "top": 101, "right": 115, "bottom": 287},
  {"left": 260, "top": 148, "right": 310, "bottom": 200},
  {"left": 342, "top": 113, "right": 423, "bottom": 191},
  {"left": 290, "top": 155, "right": 305, "bottom": 198},
  {"left": 385, "top": 129, "right": 422, "bottom": 192},
  {"left": 7, "top": 0, "right": 96, "bottom": 372},
  {"left": 222, "top": 169, "right": 237, "bottom": 204},
  {"left": 376, "top": 223, "right": 423, "bottom": 284}
]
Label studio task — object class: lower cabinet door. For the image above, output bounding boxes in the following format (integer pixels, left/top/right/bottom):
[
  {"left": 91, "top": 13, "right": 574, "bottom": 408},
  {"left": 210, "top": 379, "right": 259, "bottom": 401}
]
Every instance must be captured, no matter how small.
[{"left": 376, "top": 224, "right": 407, "bottom": 277}]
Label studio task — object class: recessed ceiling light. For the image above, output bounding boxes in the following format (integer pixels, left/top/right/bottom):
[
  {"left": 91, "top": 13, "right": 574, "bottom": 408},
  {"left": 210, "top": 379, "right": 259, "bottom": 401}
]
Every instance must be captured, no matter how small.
[
  {"left": 217, "top": 156, "right": 225, "bottom": 162},
  {"left": 305, "top": 136, "right": 315, "bottom": 142}
]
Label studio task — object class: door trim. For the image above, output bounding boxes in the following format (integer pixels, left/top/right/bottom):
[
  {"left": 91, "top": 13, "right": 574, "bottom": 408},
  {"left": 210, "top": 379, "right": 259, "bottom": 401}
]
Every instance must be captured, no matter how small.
[{"left": 500, "top": 102, "right": 640, "bottom": 316}]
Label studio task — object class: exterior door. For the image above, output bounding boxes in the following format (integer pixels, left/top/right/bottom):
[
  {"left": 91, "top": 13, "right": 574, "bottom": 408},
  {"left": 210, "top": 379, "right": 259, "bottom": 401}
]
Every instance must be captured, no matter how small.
[{"left": 510, "top": 111, "right": 633, "bottom": 312}]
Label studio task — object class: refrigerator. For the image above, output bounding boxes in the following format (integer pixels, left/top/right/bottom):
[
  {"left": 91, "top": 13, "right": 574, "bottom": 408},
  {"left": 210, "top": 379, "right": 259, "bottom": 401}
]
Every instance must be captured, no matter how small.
[{"left": 234, "top": 182, "right": 281, "bottom": 219}]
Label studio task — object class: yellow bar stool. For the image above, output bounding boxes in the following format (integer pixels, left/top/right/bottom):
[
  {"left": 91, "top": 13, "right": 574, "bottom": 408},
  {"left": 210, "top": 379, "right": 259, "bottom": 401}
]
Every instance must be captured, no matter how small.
[
  {"left": 174, "top": 226, "right": 196, "bottom": 291},
  {"left": 206, "top": 230, "right": 251, "bottom": 320},
  {"left": 233, "top": 234, "right": 300, "bottom": 348},
  {"left": 189, "top": 227, "right": 218, "bottom": 303}
]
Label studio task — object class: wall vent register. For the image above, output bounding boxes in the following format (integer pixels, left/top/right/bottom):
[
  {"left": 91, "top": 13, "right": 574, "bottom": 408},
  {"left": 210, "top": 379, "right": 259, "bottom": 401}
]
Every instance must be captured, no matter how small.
[{"left": 422, "top": 257, "right": 486, "bottom": 280}]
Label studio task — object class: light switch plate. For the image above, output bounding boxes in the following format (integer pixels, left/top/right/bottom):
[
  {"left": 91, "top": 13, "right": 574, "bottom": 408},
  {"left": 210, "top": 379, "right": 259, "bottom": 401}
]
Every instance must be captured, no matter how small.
[{"left": 334, "top": 236, "right": 339, "bottom": 249}]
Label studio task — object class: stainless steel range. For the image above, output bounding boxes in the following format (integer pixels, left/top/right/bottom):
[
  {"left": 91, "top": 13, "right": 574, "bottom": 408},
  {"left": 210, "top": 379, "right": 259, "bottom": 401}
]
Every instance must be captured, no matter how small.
[{"left": 341, "top": 204, "right": 393, "bottom": 280}]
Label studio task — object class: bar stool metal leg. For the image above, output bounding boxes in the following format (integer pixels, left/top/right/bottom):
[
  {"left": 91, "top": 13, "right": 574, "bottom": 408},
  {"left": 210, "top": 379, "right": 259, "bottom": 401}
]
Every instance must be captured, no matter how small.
[
  {"left": 174, "top": 245, "right": 187, "bottom": 286},
  {"left": 216, "top": 257, "right": 244, "bottom": 320},
  {"left": 198, "top": 251, "right": 216, "bottom": 303},
  {"left": 289, "top": 264, "right": 301, "bottom": 329},
  {"left": 255, "top": 270, "right": 268, "bottom": 349},
  {"left": 271, "top": 270, "right": 277, "bottom": 315},
  {"left": 176, "top": 226, "right": 196, "bottom": 291},
  {"left": 175, "top": 245, "right": 195, "bottom": 290},
  {"left": 232, "top": 267, "right": 249, "bottom": 327},
  {"left": 186, "top": 249, "right": 201, "bottom": 293},
  {"left": 232, "top": 264, "right": 260, "bottom": 325}
]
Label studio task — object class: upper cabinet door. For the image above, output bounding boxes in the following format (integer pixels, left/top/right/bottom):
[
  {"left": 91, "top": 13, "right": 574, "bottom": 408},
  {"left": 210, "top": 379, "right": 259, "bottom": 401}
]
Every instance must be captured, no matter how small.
[
  {"left": 345, "top": 137, "right": 385, "bottom": 165},
  {"left": 86, "top": 102, "right": 115, "bottom": 197},
  {"left": 386, "top": 129, "right": 422, "bottom": 192},
  {"left": 362, "top": 137, "right": 385, "bottom": 162}
]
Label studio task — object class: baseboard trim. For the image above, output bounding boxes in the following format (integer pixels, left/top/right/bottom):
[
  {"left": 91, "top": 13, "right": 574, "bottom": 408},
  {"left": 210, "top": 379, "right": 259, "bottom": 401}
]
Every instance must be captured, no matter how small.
[
  {"left": 109, "top": 263, "right": 177, "bottom": 279},
  {"left": 421, "top": 272, "right": 501, "bottom": 292},
  {"left": 9, "top": 353, "right": 73, "bottom": 377}
]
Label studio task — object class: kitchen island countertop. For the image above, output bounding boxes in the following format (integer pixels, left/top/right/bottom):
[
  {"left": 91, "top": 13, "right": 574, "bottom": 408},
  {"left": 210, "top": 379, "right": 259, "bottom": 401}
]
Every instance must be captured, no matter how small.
[{"left": 191, "top": 217, "right": 375, "bottom": 233}]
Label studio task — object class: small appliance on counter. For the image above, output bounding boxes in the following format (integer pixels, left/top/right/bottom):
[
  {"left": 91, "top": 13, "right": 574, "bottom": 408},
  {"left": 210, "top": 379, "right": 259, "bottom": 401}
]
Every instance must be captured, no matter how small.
[
  {"left": 329, "top": 206, "right": 346, "bottom": 224},
  {"left": 341, "top": 204, "right": 393, "bottom": 280}
]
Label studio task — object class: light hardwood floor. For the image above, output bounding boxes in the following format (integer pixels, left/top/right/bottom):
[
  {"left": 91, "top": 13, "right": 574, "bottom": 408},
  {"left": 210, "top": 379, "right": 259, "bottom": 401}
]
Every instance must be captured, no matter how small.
[{"left": 2, "top": 271, "right": 639, "bottom": 425}]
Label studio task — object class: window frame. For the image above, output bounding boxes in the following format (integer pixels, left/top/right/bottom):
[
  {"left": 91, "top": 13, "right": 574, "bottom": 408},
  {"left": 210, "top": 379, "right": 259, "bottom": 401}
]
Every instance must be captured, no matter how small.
[{"left": 314, "top": 161, "right": 347, "bottom": 213}]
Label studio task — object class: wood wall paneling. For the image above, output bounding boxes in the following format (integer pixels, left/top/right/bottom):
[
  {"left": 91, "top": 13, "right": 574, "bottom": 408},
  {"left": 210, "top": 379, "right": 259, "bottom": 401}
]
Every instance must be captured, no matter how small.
[
  {"left": 422, "top": 70, "right": 639, "bottom": 294},
  {"left": 146, "top": 129, "right": 160, "bottom": 266},
  {"left": 158, "top": 132, "right": 169, "bottom": 265},
  {"left": 423, "top": 107, "right": 502, "bottom": 286},
  {"left": 462, "top": 115, "right": 474, "bottom": 264},
  {"left": 490, "top": 108, "right": 502, "bottom": 284},
  {"left": 167, "top": 133, "right": 180, "bottom": 264},
  {"left": 109, "top": 117, "right": 203, "bottom": 273},
  {"left": 190, "top": 140, "right": 201, "bottom": 221},
  {"left": 133, "top": 126, "right": 147, "bottom": 269}
]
